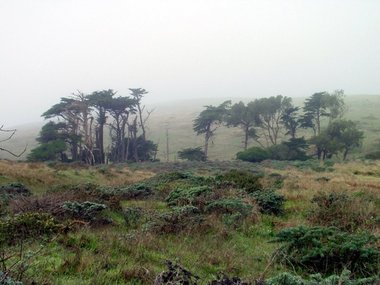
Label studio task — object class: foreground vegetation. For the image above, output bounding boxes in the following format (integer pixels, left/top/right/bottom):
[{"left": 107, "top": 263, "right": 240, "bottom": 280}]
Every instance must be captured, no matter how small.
[{"left": 0, "top": 159, "right": 379, "bottom": 284}]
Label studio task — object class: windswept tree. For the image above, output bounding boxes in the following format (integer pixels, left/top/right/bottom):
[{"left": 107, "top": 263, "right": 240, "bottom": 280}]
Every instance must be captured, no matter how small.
[
  {"left": 309, "top": 119, "right": 363, "bottom": 160},
  {"left": 326, "top": 119, "right": 363, "bottom": 160},
  {"left": 193, "top": 101, "right": 231, "bottom": 159},
  {"left": 254, "top": 95, "right": 293, "bottom": 146},
  {"left": 226, "top": 101, "right": 259, "bottom": 150},
  {"left": 27, "top": 121, "right": 68, "bottom": 161},
  {"left": 327, "top": 89, "right": 346, "bottom": 121},
  {"left": 107, "top": 96, "right": 136, "bottom": 162},
  {"left": 87, "top": 89, "right": 115, "bottom": 163},
  {"left": 281, "top": 106, "right": 301, "bottom": 139},
  {"left": 129, "top": 88, "right": 150, "bottom": 141},
  {"left": 42, "top": 97, "right": 83, "bottom": 161},
  {"left": 301, "top": 91, "right": 346, "bottom": 136},
  {"left": 33, "top": 88, "right": 156, "bottom": 164}
]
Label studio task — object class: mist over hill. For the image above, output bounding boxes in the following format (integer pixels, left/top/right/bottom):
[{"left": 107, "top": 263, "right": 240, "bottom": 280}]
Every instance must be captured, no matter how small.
[{"left": 2, "top": 95, "right": 380, "bottom": 161}]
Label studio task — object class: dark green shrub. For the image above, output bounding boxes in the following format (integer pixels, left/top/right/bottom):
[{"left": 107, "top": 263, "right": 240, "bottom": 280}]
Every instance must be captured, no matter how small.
[
  {"left": 117, "top": 183, "right": 153, "bottom": 199},
  {"left": 269, "top": 138, "right": 309, "bottom": 161},
  {"left": 62, "top": 201, "right": 107, "bottom": 221},
  {"left": 237, "top": 138, "right": 309, "bottom": 162},
  {"left": 236, "top": 147, "right": 270, "bottom": 162},
  {"left": 364, "top": 151, "right": 380, "bottom": 160},
  {"left": 0, "top": 182, "right": 31, "bottom": 201},
  {"left": 206, "top": 198, "right": 253, "bottom": 217},
  {"left": 251, "top": 190, "right": 285, "bottom": 215},
  {"left": 266, "top": 270, "right": 379, "bottom": 285},
  {"left": 123, "top": 207, "right": 143, "bottom": 227},
  {"left": 166, "top": 186, "right": 212, "bottom": 207},
  {"left": 216, "top": 170, "right": 262, "bottom": 193},
  {"left": 151, "top": 206, "right": 203, "bottom": 234},
  {"left": 274, "top": 226, "right": 380, "bottom": 276},
  {"left": 178, "top": 147, "right": 206, "bottom": 161},
  {"left": 0, "top": 213, "right": 60, "bottom": 245}
]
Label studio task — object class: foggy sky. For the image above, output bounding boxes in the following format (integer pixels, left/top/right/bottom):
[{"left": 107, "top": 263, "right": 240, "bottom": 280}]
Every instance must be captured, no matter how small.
[{"left": 1, "top": 0, "right": 379, "bottom": 126}]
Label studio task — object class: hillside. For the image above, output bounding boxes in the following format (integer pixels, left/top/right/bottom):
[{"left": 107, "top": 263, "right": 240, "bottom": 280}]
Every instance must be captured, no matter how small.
[
  {"left": 0, "top": 159, "right": 379, "bottom": 284},
  {"left": 2, "top": 95, "right": 380, "bottom": 161}
]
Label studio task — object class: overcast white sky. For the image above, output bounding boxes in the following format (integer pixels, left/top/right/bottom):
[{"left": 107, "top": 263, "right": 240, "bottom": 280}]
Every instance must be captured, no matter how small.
[{"left": 0, "top": 0, "right": 379, "bottom": 126}]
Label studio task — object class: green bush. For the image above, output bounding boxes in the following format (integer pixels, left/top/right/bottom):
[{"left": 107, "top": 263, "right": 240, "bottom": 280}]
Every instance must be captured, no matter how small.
[
  {"left": 237, "top": 138, "right": 309, "bottom": 162},
  {"left": 251, "top": 190, "right": 285, "bottom": 215},
  {"left": 165, "top": 186, "right": 212, "bottom": 207},
  {"left": 123, "top": 207, "right": 143, "bottom": 227},
  {"left": 216, "top": 170, "right": 262, "bottom": 193},
  {"left": 117, "top": 183, "right": 153, "bottom": 199},
  {"left": 364, "top": 151, "right": 380, "bottom": 160},
  {"left": 0, "top": 212, "right": 60, "bottom": 245},
  {"left": 178, "top": 147, "right": 206, "bottom": 161},
  {"left": 266, "top": 270, "right": 379, "bottom": 285},
  {"left": 0, "top": 182, "right": 31, "bottom": 201},
  {"left": 150, "top": 206, "right": 203, "bottom": 234},
  {"left": 62, "top": 201, "right": 107, "bottom": 221},
  {"left": 274, "top": 226, "right": 380, "bottom": 277},
  {"left": 236, "top": 147, "right": 270, "bottom": 162},
  {"left": 206, "top": 198, "right": 253, "bottom": 217}
]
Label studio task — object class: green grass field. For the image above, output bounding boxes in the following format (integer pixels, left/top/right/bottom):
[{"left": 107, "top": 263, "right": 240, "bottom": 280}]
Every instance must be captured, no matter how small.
[{"left": 0, "top": 159, "right": 379, "bottom": 284}]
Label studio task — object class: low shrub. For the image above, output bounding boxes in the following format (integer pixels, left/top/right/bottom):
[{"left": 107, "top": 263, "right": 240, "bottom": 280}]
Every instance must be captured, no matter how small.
[
  {"left": 0, "top": 212, "right": 61, "bottom": 245},
  {"left": 236, "top": 147, "right": 270, "bottom": 162},
  {"left": 0, "top": 182, "right": 31, "bottom": 198},
  {"left": 266, "top": 270, "right": 379, "bottom": 285},
  {"left": 166, "top": 186, "right": 212, "bottom": 207},
  {"left": 364, "top": 151, "right": 380, "bottom": 160},
  {"left": 308, "top": 192, "right": 378, "bottom": 232},
  {"left": 206, "top": 198, "right": 253, "bottom": 217},
  {"left": 274, "top": 226, "right": 380, "bottom": 277},
  {"left": 216, "top": 170, "right": 262, "bottom": 193},
  {"left": 251, "top": 190, "right": 285, "bottom": 215},
  {"left": 0, "top": 183, "right": 31, "bottom": 211},
  {"left": 117, "top": 183, "right": 153, "bottom": 199},
  {"left": 123, "top": 207, "right": 143, "bottom": 227},
  {"left": 62, "top": 201, "right": 107, "bottom": 222},
  {"left": 178, "top": 147, "right": 207, "bottom": 161},
  {"left": 150, "top": 206, "right": 204, "bottom": 234}
]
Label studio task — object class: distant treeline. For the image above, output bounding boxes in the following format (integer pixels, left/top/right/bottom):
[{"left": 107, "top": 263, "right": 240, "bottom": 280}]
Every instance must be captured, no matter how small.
[
  {"left": 28, "top": 89, "right": 157, "bottom": 164},
  {"left": 28, "top": 89, "right": 364, "bottom": 164},
  {"left": 188, "top": 90, "right": 364, "bottom": 162}
]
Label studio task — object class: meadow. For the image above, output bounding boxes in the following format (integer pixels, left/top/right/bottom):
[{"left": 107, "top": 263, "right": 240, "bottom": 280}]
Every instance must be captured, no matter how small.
[{"left": 0, "top": 159, "right": 379, "bottom": 284}]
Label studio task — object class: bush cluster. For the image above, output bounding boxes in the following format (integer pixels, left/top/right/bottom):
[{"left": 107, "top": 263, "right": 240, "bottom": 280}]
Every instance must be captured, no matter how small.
[
  {"left": 266, "top": 270, "right": 379, "bottom": 285},
  {"left": 62, "top": 201, "right": 107, "bottom": 222},
  {"left": 0, "top": 212, "right": 61, "bottom": 245},
  {"left": 216, "top": 170, "right": 262, "bottom": 193},
  {"left": 274, "top": 226, "right": 380, "bottom": 277},
  {"left": 308, "top": 192, "right": 378, "bottom": 232}
]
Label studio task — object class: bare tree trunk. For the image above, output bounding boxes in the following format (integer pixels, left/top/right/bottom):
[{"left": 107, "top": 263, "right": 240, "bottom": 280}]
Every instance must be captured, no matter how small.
[{"left": 244, "top": 125, "right": 249, "bottom": 150}]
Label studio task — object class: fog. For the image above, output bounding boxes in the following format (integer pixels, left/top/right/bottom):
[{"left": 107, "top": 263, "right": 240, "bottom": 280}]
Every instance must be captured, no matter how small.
[{"left": 0, "top": 0, "right": 379, "bottom": 126}]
